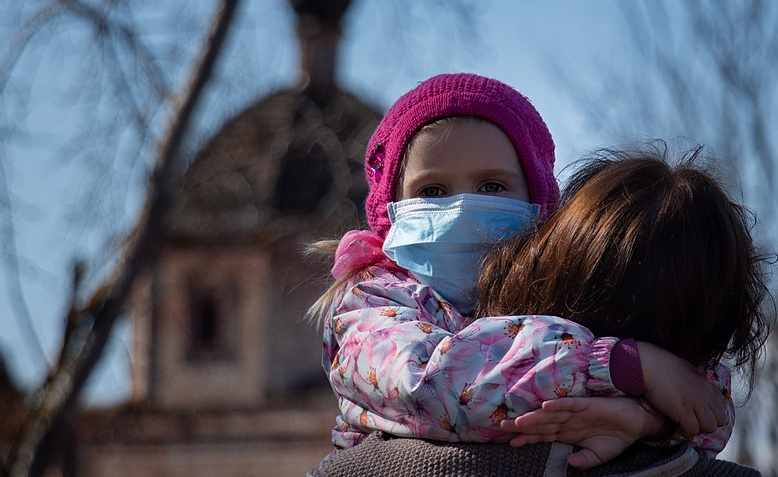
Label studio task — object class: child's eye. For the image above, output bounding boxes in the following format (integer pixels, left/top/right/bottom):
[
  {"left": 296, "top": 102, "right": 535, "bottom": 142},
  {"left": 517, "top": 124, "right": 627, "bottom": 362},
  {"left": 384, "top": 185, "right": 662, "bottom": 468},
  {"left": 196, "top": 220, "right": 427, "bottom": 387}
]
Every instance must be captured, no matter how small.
[
  {"left": 418, "top": 185, "right": 446, "bottom": 197},
  {"left": 478, "top": 182, "right": 506, "bottom": 194}
]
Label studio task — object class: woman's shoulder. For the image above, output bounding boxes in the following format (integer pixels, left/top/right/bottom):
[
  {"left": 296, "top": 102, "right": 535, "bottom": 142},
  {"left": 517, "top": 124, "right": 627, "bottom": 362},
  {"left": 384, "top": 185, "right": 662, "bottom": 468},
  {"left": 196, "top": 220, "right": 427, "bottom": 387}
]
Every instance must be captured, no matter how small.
[{"left": 310, "top": 434, "right": 760, "bottom": 477}]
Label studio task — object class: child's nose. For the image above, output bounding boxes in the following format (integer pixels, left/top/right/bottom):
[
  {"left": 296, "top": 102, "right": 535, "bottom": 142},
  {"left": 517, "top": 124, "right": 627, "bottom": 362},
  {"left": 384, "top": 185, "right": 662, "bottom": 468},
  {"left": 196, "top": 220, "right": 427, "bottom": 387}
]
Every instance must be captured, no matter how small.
[{"left": 448, "top": 182, "right": 476, "bottom": 196}]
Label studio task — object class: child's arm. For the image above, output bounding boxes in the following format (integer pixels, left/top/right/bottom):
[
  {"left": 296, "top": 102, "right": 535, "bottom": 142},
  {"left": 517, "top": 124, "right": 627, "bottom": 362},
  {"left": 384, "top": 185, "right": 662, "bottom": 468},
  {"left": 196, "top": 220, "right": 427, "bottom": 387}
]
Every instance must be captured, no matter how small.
[
  {"left": 500, "top": 364, "right": 735, "bottom": 463},
  {"left": 688, "top": 364, "right": 735, "bottom": 457},
  {"left": 325, "top": 270, "right": 633, "bottom": 442},
  {"left": 501, "top": 397, "right": 664, "bottom": 469},
  {"left": 637, "top": 343, "right": 731, "bottom": 445}
]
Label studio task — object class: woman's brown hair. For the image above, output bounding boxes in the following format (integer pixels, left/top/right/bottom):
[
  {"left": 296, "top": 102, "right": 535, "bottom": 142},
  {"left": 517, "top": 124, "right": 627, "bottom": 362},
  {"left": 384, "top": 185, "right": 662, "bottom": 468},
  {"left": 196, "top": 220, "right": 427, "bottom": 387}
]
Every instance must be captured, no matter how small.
[{"left": 477, "top": 145, "right": 771, "bottom": 390}]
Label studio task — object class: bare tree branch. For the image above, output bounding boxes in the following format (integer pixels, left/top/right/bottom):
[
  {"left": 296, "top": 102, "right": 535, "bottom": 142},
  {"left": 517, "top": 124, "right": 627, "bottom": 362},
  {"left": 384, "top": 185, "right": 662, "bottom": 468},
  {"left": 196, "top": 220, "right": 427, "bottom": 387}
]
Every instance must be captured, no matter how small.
[
  {"left": 0, "top": 0, "right": 176, "bottom": 248},
  {"left": 59, "top": 0, "right": 170, "bottom": 101},
  {"left": 53, "top": 262, "right": 86, "bottom": 372},
  {"left": 3, "top": 1, "right": 240, "bottom": 475}
]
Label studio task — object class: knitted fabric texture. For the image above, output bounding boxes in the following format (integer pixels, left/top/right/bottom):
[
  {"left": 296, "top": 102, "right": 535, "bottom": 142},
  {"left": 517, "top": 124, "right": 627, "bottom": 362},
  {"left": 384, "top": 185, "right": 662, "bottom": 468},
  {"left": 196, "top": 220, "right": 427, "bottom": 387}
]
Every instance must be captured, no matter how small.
[
  {"left": 310, "top": 433, "right": 761, "bottom": 477},
  {"left": 311, "top": 433, "right": 550, "bottom": 477},
  {"left": 364, "top": 73, "right": 558, "bottom": 237}
]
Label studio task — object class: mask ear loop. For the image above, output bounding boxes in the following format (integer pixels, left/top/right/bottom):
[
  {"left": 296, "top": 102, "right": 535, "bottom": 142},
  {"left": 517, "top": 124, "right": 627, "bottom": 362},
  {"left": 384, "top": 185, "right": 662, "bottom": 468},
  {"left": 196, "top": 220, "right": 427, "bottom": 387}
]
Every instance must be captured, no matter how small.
[{"left": 386, "top": 201, "right": 398, "bottom": 223}]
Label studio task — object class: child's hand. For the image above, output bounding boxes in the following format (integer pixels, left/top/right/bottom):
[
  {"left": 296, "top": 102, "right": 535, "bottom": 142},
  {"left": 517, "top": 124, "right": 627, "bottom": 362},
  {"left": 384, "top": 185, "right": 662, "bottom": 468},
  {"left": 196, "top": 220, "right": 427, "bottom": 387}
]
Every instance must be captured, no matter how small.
[
  {"left": 500, "top": 397, "right": 666, "bottom": 469},
  {"left": 638, "top": 342, "right": 729, "bottom": 437}
]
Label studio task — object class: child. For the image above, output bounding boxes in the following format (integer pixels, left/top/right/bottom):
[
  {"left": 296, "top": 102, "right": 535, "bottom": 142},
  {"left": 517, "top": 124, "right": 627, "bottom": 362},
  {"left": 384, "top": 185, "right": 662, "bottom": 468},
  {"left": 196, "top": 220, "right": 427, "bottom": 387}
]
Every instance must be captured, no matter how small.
[{"left": 311, "top": 74, "right": 730, "bottom": 456}]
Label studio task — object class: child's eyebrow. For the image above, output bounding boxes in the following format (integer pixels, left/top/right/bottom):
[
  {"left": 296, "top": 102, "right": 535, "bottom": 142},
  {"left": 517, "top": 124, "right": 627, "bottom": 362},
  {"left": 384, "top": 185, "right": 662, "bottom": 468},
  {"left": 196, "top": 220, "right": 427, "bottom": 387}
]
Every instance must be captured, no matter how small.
[
  {"left": 405, "top": 168, "right": 520, "bottom": 186},
  {"left": 403, "top": 170, "right": 451, "bottom": 185},
  {"left": 474, "top": 169, "right": 522, "bottom": 178}
]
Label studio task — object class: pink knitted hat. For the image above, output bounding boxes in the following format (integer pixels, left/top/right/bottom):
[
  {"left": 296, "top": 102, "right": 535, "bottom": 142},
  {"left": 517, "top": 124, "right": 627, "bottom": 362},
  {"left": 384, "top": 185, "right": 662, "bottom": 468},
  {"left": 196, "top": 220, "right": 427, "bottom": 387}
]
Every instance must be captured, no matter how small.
[{"left": 364, "top": 73, "right": 559, "bottom": 237}]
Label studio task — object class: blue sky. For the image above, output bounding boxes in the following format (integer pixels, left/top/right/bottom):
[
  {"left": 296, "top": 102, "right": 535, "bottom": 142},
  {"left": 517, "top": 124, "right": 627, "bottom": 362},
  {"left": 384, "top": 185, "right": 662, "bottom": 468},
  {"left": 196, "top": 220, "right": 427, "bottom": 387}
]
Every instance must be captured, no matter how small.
[{"left": 0, "top": 0, "right": 774, "bottom": 464}]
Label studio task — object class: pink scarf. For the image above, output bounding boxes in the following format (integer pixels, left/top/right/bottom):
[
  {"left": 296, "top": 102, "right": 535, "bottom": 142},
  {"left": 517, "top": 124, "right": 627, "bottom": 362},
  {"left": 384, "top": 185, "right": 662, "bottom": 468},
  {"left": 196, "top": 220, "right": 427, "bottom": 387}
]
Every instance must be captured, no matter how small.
[{"left": 331, "top": 230, "right": 394, "bottom": 280}]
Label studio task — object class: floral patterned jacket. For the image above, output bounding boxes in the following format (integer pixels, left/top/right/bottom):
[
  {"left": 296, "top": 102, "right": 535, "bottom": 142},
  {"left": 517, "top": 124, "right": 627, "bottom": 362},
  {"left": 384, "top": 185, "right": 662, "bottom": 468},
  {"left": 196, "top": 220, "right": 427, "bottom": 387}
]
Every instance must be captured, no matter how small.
[{"left": 322, "top": 263, "right": 734, "bottom": 457}]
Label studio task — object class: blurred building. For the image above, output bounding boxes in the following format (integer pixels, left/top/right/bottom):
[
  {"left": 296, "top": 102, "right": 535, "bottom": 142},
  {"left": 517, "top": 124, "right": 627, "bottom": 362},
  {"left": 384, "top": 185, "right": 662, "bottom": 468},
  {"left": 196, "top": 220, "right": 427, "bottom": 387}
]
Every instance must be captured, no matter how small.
[{"left": 71, "top": 1, "right": 381, "bottom": 475}]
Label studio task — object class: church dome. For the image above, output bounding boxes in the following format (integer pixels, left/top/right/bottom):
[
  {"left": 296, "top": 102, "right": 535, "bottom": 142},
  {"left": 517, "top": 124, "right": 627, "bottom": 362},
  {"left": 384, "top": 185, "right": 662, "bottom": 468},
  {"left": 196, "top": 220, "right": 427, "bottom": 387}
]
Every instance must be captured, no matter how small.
[{"left": 164, "top": 87, "right": 381, "bottom": 244}]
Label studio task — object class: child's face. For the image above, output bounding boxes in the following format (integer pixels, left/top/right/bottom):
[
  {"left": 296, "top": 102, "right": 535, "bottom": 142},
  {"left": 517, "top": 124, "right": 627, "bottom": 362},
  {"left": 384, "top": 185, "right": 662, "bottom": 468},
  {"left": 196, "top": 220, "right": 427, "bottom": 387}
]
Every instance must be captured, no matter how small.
[{"left": 398, "top": 120, "right": 530, "bottom": 201}]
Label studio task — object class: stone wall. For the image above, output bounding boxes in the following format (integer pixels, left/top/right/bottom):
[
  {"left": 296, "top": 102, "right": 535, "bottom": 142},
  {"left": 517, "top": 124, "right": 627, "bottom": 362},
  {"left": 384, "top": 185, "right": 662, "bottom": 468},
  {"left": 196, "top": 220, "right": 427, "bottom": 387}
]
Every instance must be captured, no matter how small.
[
  {"left": 81, "top": 440, "right": 331, "bottom": 477},
  {"left": 78, "top": 402, "right": 336, "bottom": 477}
]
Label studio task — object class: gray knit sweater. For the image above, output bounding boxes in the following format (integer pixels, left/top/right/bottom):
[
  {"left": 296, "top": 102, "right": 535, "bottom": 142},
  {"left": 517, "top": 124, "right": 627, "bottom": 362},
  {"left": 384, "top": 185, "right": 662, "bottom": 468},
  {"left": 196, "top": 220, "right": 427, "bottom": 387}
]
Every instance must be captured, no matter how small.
[{"left": 310, "top": 433, "right": 760, "bottom": 477}]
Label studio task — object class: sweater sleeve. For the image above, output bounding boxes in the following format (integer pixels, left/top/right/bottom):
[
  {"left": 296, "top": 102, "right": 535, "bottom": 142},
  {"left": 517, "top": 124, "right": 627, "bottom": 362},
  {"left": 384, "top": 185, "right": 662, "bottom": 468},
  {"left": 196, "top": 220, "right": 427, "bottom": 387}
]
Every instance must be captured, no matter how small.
[
  {"left": 609, "top": 338, "right": 647, "bottom": 396},
  {"left": 324, "top": 269, "right": 627, "bottom": 444}
]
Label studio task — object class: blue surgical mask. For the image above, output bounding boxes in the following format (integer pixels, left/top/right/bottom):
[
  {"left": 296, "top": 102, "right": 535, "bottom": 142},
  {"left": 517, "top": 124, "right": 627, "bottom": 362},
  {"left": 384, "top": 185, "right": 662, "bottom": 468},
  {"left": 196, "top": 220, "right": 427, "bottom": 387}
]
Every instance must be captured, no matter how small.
[{"left": 383, "top": 193, "right": 540, "bottom": 314}]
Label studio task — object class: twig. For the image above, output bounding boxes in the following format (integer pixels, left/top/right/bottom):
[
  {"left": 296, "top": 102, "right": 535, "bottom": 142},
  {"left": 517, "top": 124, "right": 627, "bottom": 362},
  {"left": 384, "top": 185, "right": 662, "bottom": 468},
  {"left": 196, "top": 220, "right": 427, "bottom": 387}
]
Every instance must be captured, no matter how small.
[
  {"left": 0, "top": 4, "right": 65, "bottom": 97},
  {"left": 58, "top": 0, "right": 170, "bottom": 100},
  {"left": 53, "top": 262, "right": 86, "bottom": 371}
]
